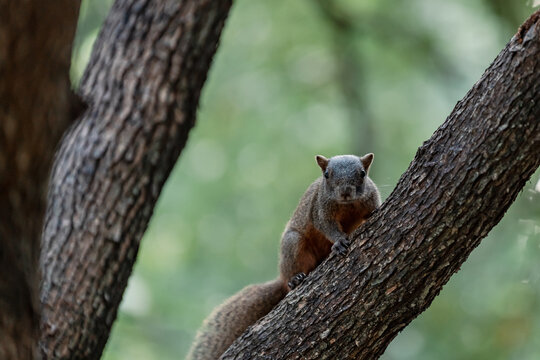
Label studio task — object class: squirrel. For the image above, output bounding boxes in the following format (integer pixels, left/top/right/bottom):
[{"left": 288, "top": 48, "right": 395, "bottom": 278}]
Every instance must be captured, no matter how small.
[{"left": 186, "top": 154, "right": 381, "bottom": 360}]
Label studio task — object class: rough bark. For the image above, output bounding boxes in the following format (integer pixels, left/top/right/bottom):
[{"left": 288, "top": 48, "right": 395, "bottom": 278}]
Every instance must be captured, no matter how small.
[
  {"left": 39, "top": 0, "right": 232, "bottom": 358},
  {"left": 0, "top": 1, "right": 81, "bottom": 359},
  {"left": 221, "top": 11, "right": 540, "bottom": 360}
]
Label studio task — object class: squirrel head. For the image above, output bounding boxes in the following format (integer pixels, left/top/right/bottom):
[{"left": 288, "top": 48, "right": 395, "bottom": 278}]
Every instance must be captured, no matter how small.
[{"left": 315, "top": 154, "right": 374, "bottom": 204}]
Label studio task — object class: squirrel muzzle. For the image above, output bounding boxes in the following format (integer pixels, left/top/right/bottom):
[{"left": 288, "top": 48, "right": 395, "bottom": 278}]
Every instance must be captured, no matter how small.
[{"left": 337, "top": 185, "right": 358, "bottom": 203}]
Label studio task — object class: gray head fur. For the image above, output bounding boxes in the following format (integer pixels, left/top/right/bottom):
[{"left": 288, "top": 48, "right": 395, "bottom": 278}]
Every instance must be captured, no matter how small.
[{"left": 316, "top": 154, "right": 374, "bottom": 203}]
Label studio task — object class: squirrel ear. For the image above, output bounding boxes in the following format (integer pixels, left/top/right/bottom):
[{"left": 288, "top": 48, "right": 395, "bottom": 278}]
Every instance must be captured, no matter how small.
[
  {"left": 315, "top": 155, "right": 329, "bottom": 172},
  {"left": 360, "top": 153, "right": 374, "bottom": 173}
]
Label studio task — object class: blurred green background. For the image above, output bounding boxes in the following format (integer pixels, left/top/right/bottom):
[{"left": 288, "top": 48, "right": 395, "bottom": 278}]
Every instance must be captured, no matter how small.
[{"left": 72, "top": 0, "right": 540, "bottom": 359}]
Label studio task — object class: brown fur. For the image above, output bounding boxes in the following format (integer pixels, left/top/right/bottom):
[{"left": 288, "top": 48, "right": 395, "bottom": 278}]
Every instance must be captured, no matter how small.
[
  {"left": 335, "top": 202, "right": 371, "bottom": 234},
  {"left": 291, "top": 224, "right": 333, "bottom": 280},
  {"left": 186, "top": 279, "right": 287, "bottom": 360},
  {"left": 187, "top": 154, "right": 381, "bottom": 360}
]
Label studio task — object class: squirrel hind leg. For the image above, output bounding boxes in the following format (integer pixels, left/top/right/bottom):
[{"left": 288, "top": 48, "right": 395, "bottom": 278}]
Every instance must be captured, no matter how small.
[{"left": 279, "top": 230, "right": 314, "bottom": 288}]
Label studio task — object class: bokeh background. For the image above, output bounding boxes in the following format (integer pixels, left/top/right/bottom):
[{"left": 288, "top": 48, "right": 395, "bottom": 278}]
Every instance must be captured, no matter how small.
[{"left": 72, "top": 0, "right": 540, "bottom": 359}]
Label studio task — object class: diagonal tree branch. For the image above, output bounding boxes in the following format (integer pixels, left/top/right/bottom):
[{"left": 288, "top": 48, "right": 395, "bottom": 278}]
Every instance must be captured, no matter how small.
[
  {"left": 221, "top": 10, "right": 540, "bottom": 359},
  {"left": 39, "top": 0, "right": 232, "bottom": 358},
  {"left": 0, "top": 1, "right": 81, "bottom": 359}
]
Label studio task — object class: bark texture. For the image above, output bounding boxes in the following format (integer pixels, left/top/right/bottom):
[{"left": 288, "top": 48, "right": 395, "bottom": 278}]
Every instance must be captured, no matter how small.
[
  {"left": 0, "top": 1, "right": 80, "bottom": 359},
  {"left": 221, "top": 11, "right": 540, "bottom": 360},
  {"left": 39, "top": 0, "right": 232, "bottom": 358}
]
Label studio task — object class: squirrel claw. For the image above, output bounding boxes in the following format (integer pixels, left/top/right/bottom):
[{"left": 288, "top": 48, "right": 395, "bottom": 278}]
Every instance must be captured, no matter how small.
[
  {"left": 332, "top": 239, "right": 350, "bottom": 256},
  {"left": 288, "top": 272, "right": 307, "bottom": 290}
]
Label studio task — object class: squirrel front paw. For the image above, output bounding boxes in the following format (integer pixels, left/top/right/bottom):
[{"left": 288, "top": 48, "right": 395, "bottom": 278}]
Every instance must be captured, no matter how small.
[
  {"left": 331, "top": 238, "right": 350, "bottom": 256},
  {"left": 288, "top": 272, "right": 307, "bottom": 290}
]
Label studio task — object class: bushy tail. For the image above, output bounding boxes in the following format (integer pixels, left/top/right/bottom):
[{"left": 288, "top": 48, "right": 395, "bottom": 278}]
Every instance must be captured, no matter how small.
[{"left": 186, "top": 278, "right": 287, "bottom": 360}]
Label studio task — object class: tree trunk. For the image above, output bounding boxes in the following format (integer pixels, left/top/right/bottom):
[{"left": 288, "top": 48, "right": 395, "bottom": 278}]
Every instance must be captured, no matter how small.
[
  {"left": 39, "top": 0, "right": 232, "bottom": 358},
  {"left": 220, "top": 10, "right": 540, "bottom": 360},
  {"left": 0, "top": 1, "right": 81, "bottom": 359}
]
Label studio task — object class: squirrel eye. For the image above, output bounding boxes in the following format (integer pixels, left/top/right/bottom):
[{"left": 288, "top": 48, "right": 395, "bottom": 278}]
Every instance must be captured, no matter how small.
[
  {"left": 360, "top": 170, "right": 366, "bottom": 178},
  {"left": 324, "top": 170, "right": 329, "bottom": 179}
]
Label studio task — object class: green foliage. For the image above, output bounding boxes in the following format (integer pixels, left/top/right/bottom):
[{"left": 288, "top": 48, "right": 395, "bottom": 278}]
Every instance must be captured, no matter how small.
[{"left": 72, "top": 0, "right": 540, "bottom": 358}]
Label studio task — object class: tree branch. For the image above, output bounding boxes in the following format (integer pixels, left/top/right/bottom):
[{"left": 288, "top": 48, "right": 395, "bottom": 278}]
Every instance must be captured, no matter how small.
[
  {"left": 39, "top": 0, "right": 232, "bottom": 358},
  {"left": 221, "top": 10, "right": 540, "bottom": 359},
  {"left": 0, "top": 1, "right": 80, "bottom": 358}
]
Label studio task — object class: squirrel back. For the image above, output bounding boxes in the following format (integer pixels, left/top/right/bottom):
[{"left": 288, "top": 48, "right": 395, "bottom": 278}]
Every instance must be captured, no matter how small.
[{"left": 187, "top": 154, "right": 381, "bottom": 359}]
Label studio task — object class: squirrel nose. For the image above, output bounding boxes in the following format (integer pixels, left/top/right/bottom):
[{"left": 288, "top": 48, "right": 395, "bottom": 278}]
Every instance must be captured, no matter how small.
[{"left": 340, "top": 186, "right": 354, "bottom": 200}]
